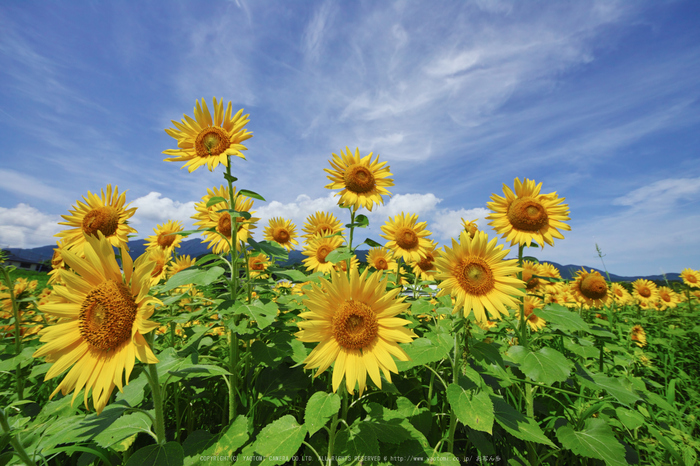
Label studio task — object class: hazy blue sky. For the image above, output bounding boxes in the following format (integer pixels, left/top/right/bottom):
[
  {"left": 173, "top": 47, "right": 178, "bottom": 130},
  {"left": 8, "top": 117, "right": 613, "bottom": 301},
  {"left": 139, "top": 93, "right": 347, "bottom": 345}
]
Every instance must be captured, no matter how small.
[{"left": 1, "top": 0, "right": 698, "bottom": 276}]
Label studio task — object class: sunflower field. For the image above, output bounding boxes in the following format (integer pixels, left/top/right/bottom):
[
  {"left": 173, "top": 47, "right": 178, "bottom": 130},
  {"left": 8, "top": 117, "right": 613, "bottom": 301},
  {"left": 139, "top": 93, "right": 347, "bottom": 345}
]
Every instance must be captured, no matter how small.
[{"left": 2, "top": 98, "right": 700, "bottom": 466}]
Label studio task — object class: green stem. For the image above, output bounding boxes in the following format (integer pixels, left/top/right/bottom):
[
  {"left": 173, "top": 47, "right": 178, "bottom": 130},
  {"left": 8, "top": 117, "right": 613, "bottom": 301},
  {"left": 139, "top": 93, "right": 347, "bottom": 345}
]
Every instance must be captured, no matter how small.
[
  {"left": 347, "top": 209, "right": 356, "bottom": 277},
  {"left": 447, "top": 329, "right": 461, "bottom": 453},
  {"left": 0, "top": 408, "right": 37, "bottom": 466},
  {"left": 224, "top": 159, "right": 241, "bottom": 423},
  {"left": 145, "top": 335, "right": 166, "bottom": 445},
  {"left": 518, "top": 243, "right": 537, "bottom": 464}
]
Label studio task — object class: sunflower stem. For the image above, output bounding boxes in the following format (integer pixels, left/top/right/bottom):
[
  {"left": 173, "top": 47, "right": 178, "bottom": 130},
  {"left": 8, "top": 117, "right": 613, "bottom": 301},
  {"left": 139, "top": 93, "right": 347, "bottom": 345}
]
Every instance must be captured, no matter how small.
[
  {"left": 0, "top": 265, "right": 23, "bottom": 400},
  {"left": 144, "top": 334, "right": 166, "bottom": 445},
  {"left": 0, "top": 408, "right": 37, "bottom": 466},
  {"left": 518, "top": 244, "right": 538, "bottom": 464},
  {"left": 347, "top": 209, "right": 356, "bottom": 278},
  {"left": 447, "top": 328, "right": 461, "bottom": 454}
]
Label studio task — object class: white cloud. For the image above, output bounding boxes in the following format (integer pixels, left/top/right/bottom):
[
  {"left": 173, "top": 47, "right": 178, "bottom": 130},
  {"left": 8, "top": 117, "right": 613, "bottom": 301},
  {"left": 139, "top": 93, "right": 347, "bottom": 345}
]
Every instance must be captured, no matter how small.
[
  {"left": 130, "top": 192, "right": 197, "bottom": 235},
  {"left": 0, "top": 203, "right": 62, "bottom": 248},
  {"left": 430, "top": 207, "right": 491, "bottom": 241},
  {"left": 612, "top": 177, "right": 700, "bottom": 208},
  {"left": 0, "top": 169, "right": 70, "bottom": 205},
  {"left": 368, "top": 193, "right": 442, "bottom": 220},
  {"left": 253, "top": 193, "right": 345, "bottom": 237},
  {"left": 303, "top": 1, "right": 335, "bottom": 63}
]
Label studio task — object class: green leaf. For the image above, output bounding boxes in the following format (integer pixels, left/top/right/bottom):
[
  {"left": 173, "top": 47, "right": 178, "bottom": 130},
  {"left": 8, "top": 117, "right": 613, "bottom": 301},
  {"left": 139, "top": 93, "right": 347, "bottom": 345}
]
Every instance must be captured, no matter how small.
[
  {"left": 161, "top": 266, "right": 225, "bottom": 292},
  {"left": 252, "top": 415, "right": 307, "bottom": 465},
  {"left": 251, "top": 340, "right": 285, "bottom": 368},
  {"left": 556, "top": 418, "right": 627, "bottom": 466},
  {"left": 169, "top": 364, "right": 231, "bottom": 379},
  {"left": 491, "top": 396, "right": 555, "bottom": 447},
  {"left": 325, "top": 248, "right": 354, "bottom": 264},
  {"left": 93, "top": 411, "right": 152, "bottom": 451},
  {"left": 206, "top": 196, "right": 227, "bottom": 207},
  {"left": 470, "top": 341, "right": 504, "bottom": 368},
  {"left": 216, "top": 208, "right": 252, "bottom": 220},
  {"left": 346, "top": 215, "right": 369, "bottom": 229},
  {"left": 576, "top": 365, "right": 641, "bottom": 407},
  {"left": 537, "top": 304, "right": 590, "bottom": 332},
  {"left": 224, "top": 173, "right": 238, "bottom": 183},
  {"left": 334, "top": 423, "right": 379, "bottom": 464},
  {"left": 229, "top": 300, "right": 278, "bottom": 330},
  {"left": 615, "top": 407, "right": 644, "bottom": 430},
  {"left": 267, "top": 268, "right": 307, "bottom": 282},
  {"left": 238, "top": 189, "right": 266, "bottom": 201},
  {"left": 199, "top": 415, "right": 249, "bottom": 459},
  {"left": 125, "top": 442, "right": 184, "bottom": 466},
  {"left": 396, "top": 334, "right": 452, "bottom": 370},
  {"left": 247, "top": 238, "right": 288, "bottom": 257},
  {"left": 506, "top": 346, "right": 572, "bottom": 385},
  {"left": 115, "top": 371, "right": 149, "bottom": 407},
  {"left": 304, "top": 392, "right": 340, "bottom": 436},
  {"left": 446, "top": 383, "right": 494, "bottom": 434},
  {"left": 362, "top": 238, "right": 382, "bottom": 248}
]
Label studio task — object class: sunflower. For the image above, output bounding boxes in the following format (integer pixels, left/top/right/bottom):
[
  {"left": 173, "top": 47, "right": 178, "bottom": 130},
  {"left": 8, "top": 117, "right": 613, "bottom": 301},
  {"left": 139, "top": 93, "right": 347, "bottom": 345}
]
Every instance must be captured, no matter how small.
[
  {"left": 301, "top": 234, "right": 344, "bottom": 274},
  {"left": 409, "top": 240, "right": 439, "bottom": 281},
  {"left": 56, "top": 185, "right": 137, "bottom": 255},
  {"left": 570, "top": 269, "right": 608, "bottom": 307},
  {"left": 302, "top": 211, "right": 344, "bottom": 242},
  {"left": 680, "top": 268, "right": 700, "bottom": 288},
  {"left": 521, "top": 260, "right": 545, "bottom": 295},
  {"left": 248, "top": 254, "right": 272, "bottom": 278},
  {"left": 48, "top": 239, "right": 71, "bottom": 285},
  {"left": 163, "top": 97, "right": 253, "bottom": 173},
  {"left": 435, "top": 230, "right": 525, "bottom": 323},
  {"left": 365, "top": 247, "right": 398, "bottom": 273},
  {"left": 632, "top": 279, "right": 659, "bottom": 309},
  {"left": 461, "top": 218, "right": 479, "bottom": 239},
  {"left": 145, "top": 220, "right": 184, "bottom": 253},
  {"left": 264, "top": 217, "right": 299, "bottom": 252},
  {"left": 167, "top": 255, "right": 197, "bottom": 278},
  {"left": 147, "top": 248, "right": 171, "bottom": 286},
  {"left": 324, "top": 147, "right": 394, "bottom": 211},
  {"left": 517, "top": 296, "right": 547, "bottom": 332},
  {"left": 657, "top": 286, "right": 681, "bottom": 311},
  {"left": 486, "top": 178, "right": 570, "bottom": 248},
  {"left": 610, "top": 283, "right": 633, "bottom": 306},
  {"left": 333, "top": 255, "right": 360, "bottom": 273},
  {"left": 380, "top": 213, "right": 434, "bottom": 262},
  {"left": 33, "top": 232, "right": 160, "bottom": 414},
  {"left": 295, "top": 268, "right": 416, "bottom": 396},
  {"left": 192, "top": 185, "right": 258, "bottom": 255},
  {"left": 545, "top": 284, "right": 574, "bottom": 307},
  {"left": 630, "top": 325, "right": 647, "bottom": 347}
]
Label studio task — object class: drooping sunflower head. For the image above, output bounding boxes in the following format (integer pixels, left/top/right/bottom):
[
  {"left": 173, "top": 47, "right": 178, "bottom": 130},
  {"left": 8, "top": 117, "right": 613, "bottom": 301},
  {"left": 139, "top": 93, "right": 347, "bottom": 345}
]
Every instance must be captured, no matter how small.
[
  {"left": 192, "top": 185, "right": 259, "bottom": 254},
  {"left": 302, "top": 211, "right": 344, "bottom": 241},
  {"left": 365, "top": 247, "right": 398, "bottom": 273},
  {"left": 163, "top": 97, "right": 253, "bottom": 173},
  {"left": 680, "top": 268, "right": 700, "bottom": 288},
  {"left": 630, "top": 325, "right": 647, "bottom": 347},
  {"left": 486, "top": 178, "right": 571, "bottom": 248},
  {"left": 379, "top": 212, "right": 434, "bottom": 263},
  {"left": 435, "top": 230, "right": 525, "bottom": 323},
  {"left": 33, "top": 232, "right": 161, "bottom": 414},
  {"left": 324, "top": 147, "right": 394, "bottom": 211},
  {"left": 409, "top": 241, "right": 440, "bottom": 281},
  {"left": 56, "top": 185, "right": 137, "bottom": 255},
  {"left": 571, "top": 269, "right": 609, "bottom": 307},
  {"left": 517, "top": 295, "right": 546, "bottom": 332},
  {"left": 248, "top": 253, "right": 272, "bottom": 278},
  {"left": 632, "top": 279, "right": 659, "bottom": 309},
  {"left": 264, "top": 217, "right": 299, "bottom": 252},
  {"left": 301, "top": 234, "right": 345, "bottom": 274},
  {"left": 461, "top": 218, "right": 479, "bottom": 239},
  {"left": 145, "top": 220, "right": 184, "bottom": 253},
  {"left": 295, "top": 268, "right": 416, "bottom": 396}
]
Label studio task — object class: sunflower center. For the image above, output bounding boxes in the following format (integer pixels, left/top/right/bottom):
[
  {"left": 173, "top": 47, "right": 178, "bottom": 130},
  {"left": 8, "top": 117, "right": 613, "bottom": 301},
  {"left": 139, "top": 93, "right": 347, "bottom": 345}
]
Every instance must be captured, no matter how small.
[
  {"left": 157, "top": 232, "right": 176, "bottom": 248},
  {"left": 316, "top": 245, "right": 332, "bottom": 263},
  {"left": 580, "top": 274, "right": 607, "bottom": 300},
  {"left": 614, "top": 288, "right": 624, "bottom": 298},
  {"left": 195, "top": 127, "right": 230, "bottom": 157},
  {"left": 522, "top": 269, "right": 539, "bottom": 290},
  {"left": 507, "top": 197, "right": 549, "bottom": 232},
  {"left": 687, "top": 274, "right": 698, "bottom": 284},
  {"left": 396, "top": 228, "right": 419, "bottom": 250},
  {"left": 315, "top": 223, "right": 333, "bottom": 235},
  {"left": 416, "top": 253, "right": 435, "bottom": 272},
  {"left": 79, "top": 279, "right": 137, "bottom": 351},
  {"left": 335, "top": 261, "right": 348, "bottom": 272},
  {"left": 273, "top": 227, "right": 290, "bottom": 244},
  {"left": 457, "top": 258, "right": 495, "bottom": 296},
  {"left": 375, "top": 258, "right": 388, "bottom": 270},
  {"left": 332, "top": 300, "right": 378, "bottom": 350},
  {"left": 251, "top": 258, "right": 265, "bottom": 271},
  {"left": 151, "top": 261, "right": 164, "bottom": 278},
  {"left": 344, "top": 164, "right": 376, "bottom": 194},
  {"left": 639, "top": 286, "right": 651, "bottom": 298},
  {"left": 217, "top": 214, "right": 232, "bottom": 238},
  {"left": 660, "top": 291, "right": 671, "bottom": 303},
  {"left": 82, "top": 206, "right": 120, "bottom": 237},
  {"left": 523, "top": 301, "right": 535, "bottom": 317}
]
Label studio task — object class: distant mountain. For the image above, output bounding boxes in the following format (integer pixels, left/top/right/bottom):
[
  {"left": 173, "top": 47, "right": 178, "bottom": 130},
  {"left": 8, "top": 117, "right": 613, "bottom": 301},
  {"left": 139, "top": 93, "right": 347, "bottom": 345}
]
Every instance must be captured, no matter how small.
[{"left": 4, "top": 239, "right": 681, "bottom": 283}]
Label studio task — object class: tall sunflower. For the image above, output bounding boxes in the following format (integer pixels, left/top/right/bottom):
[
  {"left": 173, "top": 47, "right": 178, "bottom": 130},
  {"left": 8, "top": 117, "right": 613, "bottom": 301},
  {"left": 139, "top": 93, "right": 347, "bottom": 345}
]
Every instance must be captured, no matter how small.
[
  {"left": 486, "top": 178, "right": 570, "bottom": 248},
  {"left": 301, "top": 234, "right": 344, "bottom": 274},
  {"left": 632, "top": 279, "right": 659, "bottom": 309},
  {"left": 630, "top": 325, "right": 647, "bottom": 347},
  {"left": 192, "top": 185, "right": 258, "bottom": 254},
  {"left": 147, "top": 248, "right": 171, "bottom": 286},
  {"left": 409, "top": 240, "right": 439, "bottom": 281},
  {"left": 435, "top": 230, "right": 525, "bottom": 323},
  {"left": 610, "top": 283, "right": 633, "bottom": 306},
  {"left": 56, "top": 185, "right": 137, "bottom": 255},
  {"left": 570, "top": 269, "right": 609, "bottom": 307},
  {"left": 264, "top": 217, "right": 299, "bottom": 252},
  {"left": 145, "top": 220, "right": 184, "bottom": 253},
  {"left": 324, "top": 147, "right": 394, "bottom": 211},
  {"left": 680, "top": 268, "right": 700, "bottom": 288},
  {"left": 365, "top": 247, "right": 397, "bottom": 273},
  {"left": 302, "top": 211, "right": 344, "bottom": 242},
  {"left": 517, "top": 296, "right": 547, "bottom": 332},
  {"left": 295, "top": 268, "right": 416, "bottom": 396},
  {"left": 163, "top": 97, "right": 253, "bottom": 172},
  {"left": 248, "top": 254, "right": 272, "bottom": 279},
  {"left": 657, "top": 286, "right": 681, "bottom": 311},
  {"left": 521, "top": 260, "right": 545, "bottom": 295},
  {"left": 380, "top": 213, "right": 434, "bottom": 262},
  {"left": 167, "top": 255, "right": 197, "bottom": 278},
  {"left": 33, "top": 232, "right": 160, "bottom": 414}
]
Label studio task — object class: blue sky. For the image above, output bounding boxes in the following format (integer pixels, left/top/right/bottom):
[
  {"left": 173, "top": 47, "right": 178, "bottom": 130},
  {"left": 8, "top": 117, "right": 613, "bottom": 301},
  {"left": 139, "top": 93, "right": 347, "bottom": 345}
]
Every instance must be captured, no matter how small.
[{"left": 1, "top": 0, "right": 699, "bottom": 276}]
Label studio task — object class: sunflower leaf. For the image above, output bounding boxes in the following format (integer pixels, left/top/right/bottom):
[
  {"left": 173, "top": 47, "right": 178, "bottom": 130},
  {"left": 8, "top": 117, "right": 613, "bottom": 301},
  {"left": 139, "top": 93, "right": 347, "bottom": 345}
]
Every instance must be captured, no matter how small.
[
  {"left": 250, "top": 415, "right": 308, "bottom": 465},
  {"left": 197, "top": 415, "right": 248, "bottom": 462},
  {"left": 556, "top": 418, "right": 627, "bottom": 466},
  {"left": 536, "top": 304, "right": 590, "bottom": 332},
  {"left": 325, "top": 248, "right": 354, "bottom": 264},
  {"left": 447, "top": 383, "right": 494, "bottom": 434},
  {"left": 238, "top": 189, "right": 266, "bottom": 201},
  {"left": 361, "top": 238, "right": 382, "bottom": 248},
  {"left": 223, "top": 173, "right": 238, "bottom": 183},
  {"left": 305, "top": 392, "right": 341, "bottom": 436},
  {"left": 229, "top": 300, "right": 279, "bottom": 330},
  {"left": 505, "top": 346, "right": 572, "bottom": 385},
  {"left": 93, "top": 411, "right": 153, "bottom": 450},
  {"left": 248, "top": 238, "right": 288, "bottom": 258},
  {"left": 125, "top": 441, "right": 184, "bottom": 466},
  {"left": 491, "top": 396, "right": 555, "bottom": 447},
  {"left": 576, "top": 364, "right": 641, "bottom": 407},
  {"left": 161, "top": 266, "right": 225, "bottom": 292},
  {"left": 205, "top": 196, "right": 228, "bottom": 207}
]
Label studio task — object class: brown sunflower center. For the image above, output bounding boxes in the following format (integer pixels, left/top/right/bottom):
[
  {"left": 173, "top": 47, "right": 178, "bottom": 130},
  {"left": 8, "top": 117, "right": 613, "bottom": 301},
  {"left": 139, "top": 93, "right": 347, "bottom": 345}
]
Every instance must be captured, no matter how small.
[
  {"left": 82, "top": 206, "right": 120, "bottom": 237},
  {"left": 332, "top": 300, "right": 378, "bottom": 350},
  {"left": 157, "top": 232, "right": 176, "bottom": 248},
  {"left": 614, "top": 288, "right": 624, "bottom": 298},
  {"left": 660, "top": 291, "right": 671, "bottom": 303},
  {"left": 375, "top": 258, "right": 388, "bottom": 270},
  {"left": 316, "top": 245, "right": 332, "bottom": 263},
  {"left": 151, "top": 260, "right": 165, "bottom": 279},
  {"left": 217, "top": 214, "right": 232, "bottom": 238},
  {"left": 686, "top": 274, "right": 698, "bottom": 284},
  {"left": 195, "top": 127, "right": 230, "bottom": 158},
  {"left": 507, "top": 197, "right": 549, "bottom": 232},
  {"left": 416, "top": 253, "right": 435, "bottom": 272},
  {"left": 79, "top": 279, "right": 137, "bottom": 351},
  {"left": 335, "top": 260, "right": 348, "bottom": 272},
  {"left": 273, "top": 227, "right": 291, "bottom": 244},
  {"left": 457, "top": 258, "right": 495, "bottom": 296},
  {"left": 344, "top": 164, "right": 376, "bottom": 194},
  {"left": 396, "top": 228, "right": 419, "bottom": 250},
  {"left": 523, "top": 301, "right": 535, "bottom": 317},
  {"left": 580, "top": 273, "right": 607, "bottom": 300},
  {"left": 638, "top": 286, "right": 651, "bottom": 298},
  {"left": 522, "top": 269, "right": 539, "bottom": 290},
  {"left": 314, "top": 223, "right": 333, "bottom": 235},
  {"left": 251, "top": 258, "right": 266, "bottom": 271}
]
